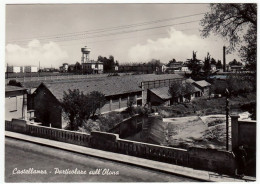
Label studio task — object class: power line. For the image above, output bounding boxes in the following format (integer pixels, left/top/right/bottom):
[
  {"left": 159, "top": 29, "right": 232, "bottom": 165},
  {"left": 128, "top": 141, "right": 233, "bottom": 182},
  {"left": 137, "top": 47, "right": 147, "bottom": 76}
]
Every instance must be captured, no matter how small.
[
  {"left": 8, "top": 19, "right": 200, "bottom": 45},
  {"left": 59, "top": 28, "right": 198, "bottom": 47},
  {"left": 6, "top": 12, "right": 205, "bottom": 43}
]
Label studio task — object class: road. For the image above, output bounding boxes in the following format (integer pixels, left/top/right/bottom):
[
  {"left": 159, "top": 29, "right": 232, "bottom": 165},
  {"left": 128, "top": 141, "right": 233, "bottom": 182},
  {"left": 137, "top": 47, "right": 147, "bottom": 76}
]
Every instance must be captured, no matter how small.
[{"left": 5, "top": 138, "right": 198, "bottom": 182}]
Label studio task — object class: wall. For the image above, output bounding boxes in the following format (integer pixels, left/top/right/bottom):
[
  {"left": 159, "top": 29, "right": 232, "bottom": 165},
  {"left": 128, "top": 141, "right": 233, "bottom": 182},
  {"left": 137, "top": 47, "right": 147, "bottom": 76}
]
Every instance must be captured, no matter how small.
[
  {"left": 231, "top": 115, "right": 256, "bottom": 150},
  {"left": 5, "top": 93, "right": 26, "bottom": 121},
  {"left": 5, "top": 119, "right": 237, "bottom": 175},
  {"left": 109, "top": 114, "right": 145, "bottom": 138},
  {"left": 30, "top": 84, "right": 62, "bottom": 128}
]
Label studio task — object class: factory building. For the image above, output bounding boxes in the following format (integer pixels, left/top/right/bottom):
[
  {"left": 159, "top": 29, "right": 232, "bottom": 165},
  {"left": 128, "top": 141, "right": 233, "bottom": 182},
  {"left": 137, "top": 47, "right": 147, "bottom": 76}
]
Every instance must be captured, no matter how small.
[{"left": 28, "top": 74, "right": 183, "bottom": 129}]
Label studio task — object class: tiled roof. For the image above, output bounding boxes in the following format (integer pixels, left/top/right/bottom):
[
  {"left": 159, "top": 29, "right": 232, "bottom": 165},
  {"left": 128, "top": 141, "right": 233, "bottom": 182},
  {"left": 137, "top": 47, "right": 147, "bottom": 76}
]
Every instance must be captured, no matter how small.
[
  {"left": 5, "top": 85, "right": 27, "bottom": 92},
  {"left": 194, "top": 80, "right": 211, "bottom": 88},
  {"left": 40, "top": 74, "right": 183, "bottom": 100},
  {"left": 150, "top": 86, "right": 172, "bottom": 100}
]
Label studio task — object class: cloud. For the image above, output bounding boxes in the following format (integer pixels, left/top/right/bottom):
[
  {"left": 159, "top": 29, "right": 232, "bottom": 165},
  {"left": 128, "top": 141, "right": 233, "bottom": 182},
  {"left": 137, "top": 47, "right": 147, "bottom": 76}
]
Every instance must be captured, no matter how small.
[
  {"left": 128, "top": 28, "right": 226, "bottom": 63},
  {"left": 6, "top": 40, "right": 68, "bottom": 68}
]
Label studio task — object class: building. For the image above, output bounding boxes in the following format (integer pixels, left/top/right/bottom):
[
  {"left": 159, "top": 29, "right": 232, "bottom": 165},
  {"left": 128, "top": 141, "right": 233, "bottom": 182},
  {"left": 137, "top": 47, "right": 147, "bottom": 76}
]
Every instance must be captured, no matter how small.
[
  {"left": 229, "top": 65, "right": 243, "bottom": 72},
  {"left": 5, "top": 86, "right": 28, "bottom": 121},
  {"left": 59, "top": 63, "right": 69, "bottom": 72},
  {"left": 81, "top": 46, "right": 103, "bottom": 74},
  {"left": 24, "top": 66, "right": 38, "bottom": 73},
  {"left": 211, "top": 64, "right": 217, "bottom": 71},
  {"left": 147, "top": 79, "right": 202, "bottom": 106},
  {"left": 193, "top": 80, "right": 211, "bottom": 97},
  {"left": 28, "top": 74, "right": 183, "bottom": 128},
  {"left": 181, "top": 66, "right": 190, "bottom": 72},
  {"left": 82, "top": 60, "right": 103, "bottom": 74},
  {"left": 29, "top": 80, "right": 142, "bottom": 128},
  {"left": 6, "top": 66, "right": 21, "bottom": 73}
]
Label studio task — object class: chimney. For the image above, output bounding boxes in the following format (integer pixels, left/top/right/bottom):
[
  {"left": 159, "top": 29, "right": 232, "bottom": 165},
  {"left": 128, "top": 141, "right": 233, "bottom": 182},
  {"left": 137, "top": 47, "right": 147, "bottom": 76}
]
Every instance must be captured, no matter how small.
[{"left": 223, "top": 46, "right": 226, "bottom": 72}]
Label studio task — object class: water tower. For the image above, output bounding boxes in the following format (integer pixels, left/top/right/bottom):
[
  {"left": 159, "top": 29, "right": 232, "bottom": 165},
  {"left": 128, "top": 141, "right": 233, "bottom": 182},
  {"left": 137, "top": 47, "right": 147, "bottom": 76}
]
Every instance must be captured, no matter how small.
[{"left": 81, "top": 46, "right": 91, "bottom": 64}]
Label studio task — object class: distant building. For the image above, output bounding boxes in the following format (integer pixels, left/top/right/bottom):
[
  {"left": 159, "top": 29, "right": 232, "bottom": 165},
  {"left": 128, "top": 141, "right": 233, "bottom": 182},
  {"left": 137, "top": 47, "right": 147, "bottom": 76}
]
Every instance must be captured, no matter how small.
[
  {"left": 161, "top": 64, "right": 167, "bottom": 73},
  {"left": 193, "top": 80, "right": 211, "bottom": 97},
  {"left": 147, "top": 81, "right": 201, "bottom": 106},
  {"left": 59, "top": 63, "right": 69, "bottom": 72},
  {"left": 24, "top": 66, "right": 38, "bottom": 73},
  {"left": 6, "top": 66, "right": 21, "bottom": 73},
  {"left": 82, "top": 60, "right": 103, "bottom": 74},
  {"left": 229, "top": 65, "right": 243, "bottom": 72},
  {"left": 181, "top": 66, "right": 189, "bottom": 72},
  {"left": 211, "top": 64, "right": 217, "bottom": 71}
]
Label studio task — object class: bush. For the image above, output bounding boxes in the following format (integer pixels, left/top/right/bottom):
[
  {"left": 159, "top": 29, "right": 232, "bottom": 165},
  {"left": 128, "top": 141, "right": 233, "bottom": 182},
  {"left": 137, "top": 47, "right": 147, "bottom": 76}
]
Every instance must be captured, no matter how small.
[{"left": 8, "top": 80, "right": 22, "bottom": 87}]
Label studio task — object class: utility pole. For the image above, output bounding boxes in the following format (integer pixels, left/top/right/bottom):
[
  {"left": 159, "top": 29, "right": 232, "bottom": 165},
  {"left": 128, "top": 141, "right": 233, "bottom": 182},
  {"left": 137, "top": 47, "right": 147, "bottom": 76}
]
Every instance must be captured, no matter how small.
[
  {"left": 6, "top": 63, "right": 8, "bottom": 79},
  {"left": 225, "top": 88, "right": 230, "bottom": 151},
  {"left": 39, "top": 61, "right": 40, "bottom": 77},
  {"left": 223, "top": 46, "right": 226, "bottom": 72}
]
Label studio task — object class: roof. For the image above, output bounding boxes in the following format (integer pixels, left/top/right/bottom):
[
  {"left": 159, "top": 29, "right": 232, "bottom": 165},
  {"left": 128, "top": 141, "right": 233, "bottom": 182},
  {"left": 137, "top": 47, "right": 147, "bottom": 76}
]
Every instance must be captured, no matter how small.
[
  {"left": 149, "top": 86, "right": 172, "bottom": 100},
  {"left": 149, "top": 83, "right": 201, "bottom": 100},
  {"left": 194, "top": 80, "right": 211, "bottom": 88},
  {"left": 5, "top": 85, "right": 27, "bottom": 92},
  {"left": 186, "top": 78, "right": 195, "bottom": 84},
  {"left": 36, "top": 74, "right": 183, "bottom": 100}
]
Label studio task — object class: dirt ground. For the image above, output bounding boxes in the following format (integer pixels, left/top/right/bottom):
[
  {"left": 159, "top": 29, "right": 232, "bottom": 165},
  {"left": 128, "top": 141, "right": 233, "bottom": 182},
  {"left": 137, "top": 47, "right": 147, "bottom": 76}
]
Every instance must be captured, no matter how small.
[{"left": 163, "top": 112, "right": 251, "bottom": 150}]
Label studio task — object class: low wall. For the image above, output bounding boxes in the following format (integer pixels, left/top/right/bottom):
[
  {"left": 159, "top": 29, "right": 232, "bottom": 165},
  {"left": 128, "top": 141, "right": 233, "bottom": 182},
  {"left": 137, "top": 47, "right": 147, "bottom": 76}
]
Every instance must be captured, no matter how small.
[
  {"left": 109, "top": 114, "right": 145, "bottom": 138},
  {"left": 5, "top": 119, "right": 236, "bottom": 175}
]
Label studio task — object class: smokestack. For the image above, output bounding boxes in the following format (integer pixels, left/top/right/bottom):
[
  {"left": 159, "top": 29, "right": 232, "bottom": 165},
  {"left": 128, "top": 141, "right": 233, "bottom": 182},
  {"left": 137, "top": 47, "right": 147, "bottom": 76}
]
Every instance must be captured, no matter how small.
[{"left": 223, "top": 46, "right": 226, "bottom": 72}]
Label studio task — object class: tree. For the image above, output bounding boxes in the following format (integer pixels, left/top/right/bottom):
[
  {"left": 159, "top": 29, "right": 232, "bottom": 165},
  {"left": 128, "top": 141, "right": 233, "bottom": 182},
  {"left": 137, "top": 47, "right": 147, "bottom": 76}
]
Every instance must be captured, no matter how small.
[
  {"left": 169, "top": 81, "right": 195, "bottom": 103},
  {"left": 216, "top": 60, "right": 223, "bottom": 69},
  {"left": 61, "top": 89, "right": 106, "bottom": 131},
  {"left": 167, "top": 58, "right": 177, "bottom": 66},
  {"left": 203, "top": 52, "right": 211, "bottom": 74},
  {"left": 88, "top": 91, "right": 106, "bottom": 117},
  {"left": 210, "top": 58, "right": 217, "bottom": 65},
  {"left": 147, "top": 59, "right": 161, "bottom": 67},
  {"left": 74, "top": 62, "right": 81, "bottom": 73},
  {"left": 98, "top": 55, "right": 116, "bottom": 73},
  {"left": 229, "top": 59, "right": 242, "bottom": 66},
  {"left": 187, "top": 51, "right": 202, "bottom": 76},
  {"left": 8, "top": 80, "right": 22, "bottom": 87},
  {"left": 201, "top": 4, "right": 257, "bottom": 71}
]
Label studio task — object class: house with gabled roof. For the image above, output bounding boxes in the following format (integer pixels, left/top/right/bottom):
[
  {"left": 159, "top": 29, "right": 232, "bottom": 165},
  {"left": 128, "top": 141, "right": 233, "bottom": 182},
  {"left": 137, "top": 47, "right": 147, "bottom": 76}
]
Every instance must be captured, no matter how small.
[{"left": 192, "top": 80, "right": 211, "bottom": 97}]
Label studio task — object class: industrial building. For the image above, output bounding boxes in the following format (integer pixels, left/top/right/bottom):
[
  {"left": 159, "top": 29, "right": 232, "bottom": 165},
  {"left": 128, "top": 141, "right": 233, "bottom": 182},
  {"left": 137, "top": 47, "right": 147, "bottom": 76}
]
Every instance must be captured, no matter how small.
[{"left": 28, "top": 74, "right": 183, "bottom": 128}]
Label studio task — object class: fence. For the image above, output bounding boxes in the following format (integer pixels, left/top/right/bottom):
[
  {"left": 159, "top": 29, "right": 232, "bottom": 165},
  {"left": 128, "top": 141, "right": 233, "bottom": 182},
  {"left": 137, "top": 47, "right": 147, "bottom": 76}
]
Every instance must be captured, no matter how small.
[{"left": 5, "top": 119, "right": 237, "bottom": 175}]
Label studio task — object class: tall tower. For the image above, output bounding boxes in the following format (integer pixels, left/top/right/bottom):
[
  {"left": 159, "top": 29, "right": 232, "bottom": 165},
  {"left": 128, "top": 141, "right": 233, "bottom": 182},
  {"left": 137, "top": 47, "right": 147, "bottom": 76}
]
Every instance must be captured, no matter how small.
[{"left": 81, "top": 46, "right": 91, "bottom": 64}]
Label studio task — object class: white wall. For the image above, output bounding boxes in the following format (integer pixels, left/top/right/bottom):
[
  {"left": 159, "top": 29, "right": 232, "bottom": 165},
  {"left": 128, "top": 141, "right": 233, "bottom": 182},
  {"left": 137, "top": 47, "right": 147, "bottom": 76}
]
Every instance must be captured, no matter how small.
[{"left": 5, "top": 95, "right": 24, "bottom": 121}]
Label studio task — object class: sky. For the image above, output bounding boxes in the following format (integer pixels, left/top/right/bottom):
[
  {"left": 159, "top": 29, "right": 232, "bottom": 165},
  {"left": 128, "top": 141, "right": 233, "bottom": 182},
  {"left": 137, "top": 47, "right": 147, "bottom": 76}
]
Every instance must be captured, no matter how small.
[{"left": 5, "top": 4, "right": 241, "bottom": 68}]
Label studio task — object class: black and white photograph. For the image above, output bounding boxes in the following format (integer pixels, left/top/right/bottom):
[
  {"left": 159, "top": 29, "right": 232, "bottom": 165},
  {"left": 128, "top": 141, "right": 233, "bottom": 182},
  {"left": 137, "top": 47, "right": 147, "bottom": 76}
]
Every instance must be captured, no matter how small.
[{"left": 4, "top": 2, "right": 257, "bottom": 182}]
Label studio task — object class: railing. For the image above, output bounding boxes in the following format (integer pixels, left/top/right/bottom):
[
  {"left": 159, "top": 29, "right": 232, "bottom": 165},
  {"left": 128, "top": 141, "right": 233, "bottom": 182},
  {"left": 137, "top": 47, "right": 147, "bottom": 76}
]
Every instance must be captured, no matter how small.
[
  {"left": 26, "top": 124, "right": 91, "bottom": 147},
  {"left": 5, "top": 119, "right": 237, "bottom": 175}
]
